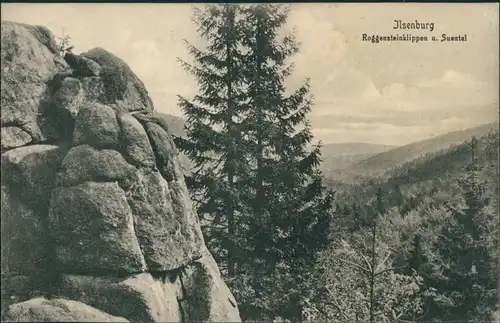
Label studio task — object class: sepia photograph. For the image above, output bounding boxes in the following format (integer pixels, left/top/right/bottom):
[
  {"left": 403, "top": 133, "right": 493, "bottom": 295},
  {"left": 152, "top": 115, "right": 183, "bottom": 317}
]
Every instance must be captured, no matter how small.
[{"left": 1, "top": 3, "right": 499, "bottom": 322}]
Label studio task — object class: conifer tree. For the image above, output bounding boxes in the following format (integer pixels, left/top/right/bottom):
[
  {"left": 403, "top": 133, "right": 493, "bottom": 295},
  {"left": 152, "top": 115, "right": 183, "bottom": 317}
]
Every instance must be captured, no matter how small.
[
  {"left": 430, "top": 137, "right": 498, "bottom": 321},
  {"left": 392, "top": 183, "right": 404, "bottom": 212},
  {"left": 343, "top": 204, "right": 351, "bottom": 216},
  {"left": 407, "top": 234, "right": 425, "bottom": 275},
  {"left": 235, "top": 4, "right": 334, "bottom": 320},
  {"left": 175, "top": 4, "right": 247, "bottom": 277},
  {"left": 178, "top": 5, "right": 333, "bottom": 320},
  {"left": 350, "top": 202, "right": 362, "bottom": 231}
]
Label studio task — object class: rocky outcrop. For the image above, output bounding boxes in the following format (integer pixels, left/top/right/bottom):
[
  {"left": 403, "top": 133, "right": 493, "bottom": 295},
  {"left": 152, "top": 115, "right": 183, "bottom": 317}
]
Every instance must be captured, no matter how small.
[
  {"left": 1, "top": 22, "right": 68, "bottom": 147},
  {"left": 81, "top": 47, "right": 155, "bottom": 112},
  {"left": 1, "top": 144, "right": 68, "bottom": 287},
  {"left": 58, "top": 273, "right": 182, "bottom": 322},
  {"left": 1, "top": 21, "right": 240, "bottom": 322},
  {"left": 180, "top": 248, "right": 241, "bottom": 322},
  {"left": 2, "top": 297, "right": 129, "bottom": 322},
  {"left": 64, "top": 52, "right": 102, "bottom": 77}
]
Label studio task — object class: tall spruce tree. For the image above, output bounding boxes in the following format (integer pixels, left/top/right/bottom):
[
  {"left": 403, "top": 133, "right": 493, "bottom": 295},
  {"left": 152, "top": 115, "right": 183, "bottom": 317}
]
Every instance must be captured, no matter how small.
[
  {"left": 175, "top": 4, "right": 247, "bottom": 277},
  {"left": 430, "top": 137, "right": 498, "bottom": 321},
  {"left": 178, "top": 4, "right": 334, "bottom": 320},
  {"left": 236, "top": 4, "right": 334, "bottom": 320}
]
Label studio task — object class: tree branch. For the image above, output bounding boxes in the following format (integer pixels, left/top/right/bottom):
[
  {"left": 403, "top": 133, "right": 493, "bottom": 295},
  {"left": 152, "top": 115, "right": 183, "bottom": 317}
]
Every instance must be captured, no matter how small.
[
  {"left": 325, "top": 287, "right": 352, "bottom": 322},
  {"left": 359, "top": 251, "right": 373, "bottom": 273},
  {"left": 374, "top": 265, "right": 407, "bottom": 277},
  {"left": 374, "top": 250, "right": 392, "bottom": 273},
  {"left": 333, "top": 257, "right": 371, "bottom": 274}
]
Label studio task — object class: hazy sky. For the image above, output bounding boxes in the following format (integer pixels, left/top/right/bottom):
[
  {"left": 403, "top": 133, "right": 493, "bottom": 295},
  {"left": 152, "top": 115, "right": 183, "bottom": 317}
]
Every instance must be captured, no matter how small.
[{"left": 2, "top": 3, "right": 498, "bottom": 146}]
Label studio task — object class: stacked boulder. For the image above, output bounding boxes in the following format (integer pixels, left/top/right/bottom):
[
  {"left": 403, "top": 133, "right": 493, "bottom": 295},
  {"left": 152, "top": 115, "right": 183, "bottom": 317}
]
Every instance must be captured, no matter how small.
[{"left": 1, "top": 21, "right": 240, "bottom": 322}]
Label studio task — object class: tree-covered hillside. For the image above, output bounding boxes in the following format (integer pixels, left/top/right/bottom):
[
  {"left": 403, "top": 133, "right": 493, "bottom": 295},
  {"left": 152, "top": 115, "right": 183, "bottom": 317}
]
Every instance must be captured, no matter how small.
[
  {"left": 332, "top": 128, "right": 498, "bottom": 210},
  {"left": 307, "top": 129, "right": 499, "bottom": 322},
  {"left": 326, "top": 123, "right": 498, "bottom": 184}
]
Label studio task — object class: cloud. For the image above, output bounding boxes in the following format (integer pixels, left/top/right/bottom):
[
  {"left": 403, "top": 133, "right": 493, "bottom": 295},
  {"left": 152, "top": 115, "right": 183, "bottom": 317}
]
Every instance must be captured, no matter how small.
[
  {"left": 312, "top": 67, "right": 495, "bottom": 119},
  {"left": 285, "top": 6, "right": 350, "bottom": 92},
  {"left": 2, "top": 3, "right": 497, "bottom": 145},
  {"left": 308, "top": 65, "right": 497, "bottom": 145},
  {"left": 382, "top": 83, "right": 406, "bottom": 98},
  {"left": 439, "top": 116, "right": 474, "bottom": 128},
  {"left": 416, "top": 70, "right": 483, "bottom": 90},
  {"left": 128, "top": 40, "right": 162, "bottom": 76},
  {"left": 411, "top": 70, "right": 496, "bottom": 109},
  {"left": 362, "top": 84, "right": 381, "bottom": 101},
  {"left": 288, "top": 9, "right": 348, "bottom": 65}
]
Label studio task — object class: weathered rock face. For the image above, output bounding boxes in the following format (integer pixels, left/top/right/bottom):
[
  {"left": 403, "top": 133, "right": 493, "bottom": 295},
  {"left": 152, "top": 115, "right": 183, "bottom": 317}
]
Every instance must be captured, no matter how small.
[
  {"left": 81, "top": 47, "right": 155, "bottom": 112},
  {"left": 58, "top": 273, "right": 182, "bottom": 323},
  {"left": 1, "top": 21, "right": 68, "bottom": 147},
  {"left": 1, "top": 144, "right": 68, "bottom": 286},
  {"left": 1, "top": 21, "right": 240, "bottom": 322},
  {"left": 180, "top": 248, "right": 242, "bottom": 322},
  {"left": 2, "top": 297, "right": 130, "bottom": 322}
]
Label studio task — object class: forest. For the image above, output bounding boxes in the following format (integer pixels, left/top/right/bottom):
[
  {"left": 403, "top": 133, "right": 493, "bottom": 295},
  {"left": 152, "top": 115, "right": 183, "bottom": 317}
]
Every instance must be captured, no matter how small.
[{"left": 173, "top": 4, "right": 499, "bottom": 322}]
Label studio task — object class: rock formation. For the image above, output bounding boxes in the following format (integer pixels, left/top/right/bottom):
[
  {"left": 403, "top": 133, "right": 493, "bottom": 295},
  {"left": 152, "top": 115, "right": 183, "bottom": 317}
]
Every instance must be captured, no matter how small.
[{"left": 1, "top": 21, "right": 241, "bottom": 322}]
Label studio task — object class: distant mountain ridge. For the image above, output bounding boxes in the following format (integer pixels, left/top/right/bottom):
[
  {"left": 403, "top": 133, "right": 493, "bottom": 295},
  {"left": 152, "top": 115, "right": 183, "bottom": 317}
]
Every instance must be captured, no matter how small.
[
  {"left": 352, "top": 123, "right": 499, "bottom": 173},
  {"left": 321, "top": 142, "right": 396, "bottom": 156},
  {"left": 320, "top": 142, "right": 397, "bottom": 177},
  {"left": 326, "top": 122, "right": 499, "bottom": 184},
  {"left": 332, "top": 127, "right": 499, "bottom": 209},
  {"left": 154, "top": 113, "right": 498, "bottom": 185}
]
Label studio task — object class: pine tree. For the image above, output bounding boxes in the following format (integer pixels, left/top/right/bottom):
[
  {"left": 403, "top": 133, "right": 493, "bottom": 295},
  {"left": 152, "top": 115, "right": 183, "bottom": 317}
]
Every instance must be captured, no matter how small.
[
  {"left": 430, "top": 136, "right": 498, "bottom": 321},
  {"left": 343, "top": 204, "right": 351, "bottom": 216},
  {"left": 407, "top": 234, "right": 425, "bottom": 275},
  {"left": 366, "top": 187, "right": 385, "bottom": 323},
  {"left": 350, "top": 202, "right": 362, "bottom": 231},
  {"left": 178, "top": 5, "right": 333, "bottom": 320},
  {"left": 235, "top": 4, "right": 334, "bottom": 320},
  {"left": 392, "top": 183, "right": 404, "bottom": 212},
  {"left": 175, "top": 4, "right": 247, "bottom": 277}
]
